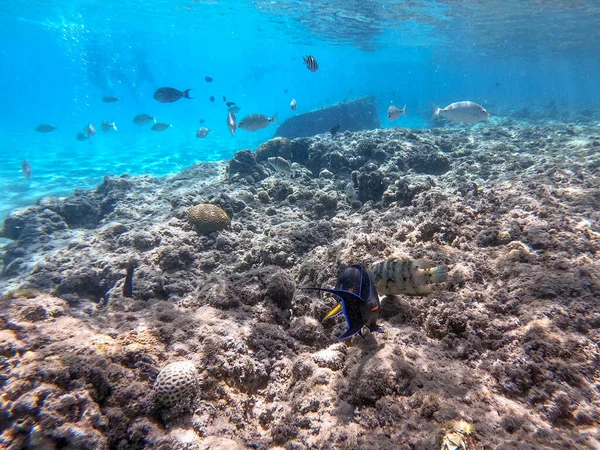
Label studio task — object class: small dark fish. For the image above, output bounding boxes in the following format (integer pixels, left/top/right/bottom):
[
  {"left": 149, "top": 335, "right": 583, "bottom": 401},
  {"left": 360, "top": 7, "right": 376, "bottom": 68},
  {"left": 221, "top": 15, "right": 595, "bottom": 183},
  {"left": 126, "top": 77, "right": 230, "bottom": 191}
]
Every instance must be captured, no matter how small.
[
  {"left": 35, "top": 124, "right": 56, "bottom": 133},
  {"left": 226, "top": 101, "right": 236, "bottom": 107},
  {"left": 154, "top": 87, "right": 193, "bottom": 103},
  {"left": 303, "top": 55, "right": 318, "bottom": 72},
  {"left": 284, "top": 89, "right": 288, "bottom": 93},
  {"left": 101, "top": 120, "right": 117, "bottom": 132},
  {"left": 133, "top": 114, "right": 155, "bottom": 126},
  {"left": 21, "top": 160, "right": 32, "bottom": 181},
  {"left": 199, "top": 119, "right": 205, "bottom": 124},
  {"left": 151, "top": 122, "right": 172, "bottom": 132},
  {"left": 227, "top": 109, "right": 237, "bottom": 136},
  {"left": 209, "top": 96, "right": 215, "bottom": 102},
  {"left": 102, "top": 95, "right": 120, "bottom": 103},
  {"left": 85, "top": 123, "right": 96, "bottom": 137},
  {"left": 123, "top": 264, "right": 134, "bottom": 298},
  {"left": 196, "top": 127, "right": 210, "bottom": 138},
  {"left": 302, "top": 264, "right": 382, "bottom": 342},
  {"left": 76, "top": 132, "right": 88, "bottom": 142},
  {"left": 222, "top": 96, "right": 226, "bottom": 102},
  {"left": 205, "top": 76, "right": 213, "bottom": 82},
  {"left": 330, "top": 124, "right": 340, "bottom": 137}
]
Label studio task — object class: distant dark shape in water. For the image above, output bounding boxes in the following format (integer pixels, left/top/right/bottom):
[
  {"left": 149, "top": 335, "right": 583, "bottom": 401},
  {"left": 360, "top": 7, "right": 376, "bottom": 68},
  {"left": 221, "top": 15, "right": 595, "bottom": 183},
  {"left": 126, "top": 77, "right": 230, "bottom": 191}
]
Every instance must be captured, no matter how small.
[
  {"left": 102, "top": 95, "right": 120, "bottom": 103},
  {"left": 303, "top": 55, "right": 318, "bottom": 72},
  {"left": 238, "top": 113, "right": 278, "bottom": 131},
  {"left": 226, "top": 101, "right": 236, "bottom": 107},
  {"left": 196, "top": 127, "right": 210, "bottom": 138},
  {"left": 209, "top": 96, "right": 215, "bottom": 102},
  {"left": 153, "top": 87, "right": 193, "bottom": 103},
  {"left": 35, "top": 124, "right": 56, "bottom": 133},
  {"left": 496, "top": 82, "right": 501, "bottom": 86},
  {"left": 76, "top": 132, "right": 88, "bottom": 142},
  {"left": 199, "top": 119, "right": 205, "bottom": 124},
  {"left": 302, "top": 264, "right": 383, "bottom": 342},
  {"left": 284, "top": 89, "right": 288, "bottom": 93},
  {"left": 330, "top": 124, "right": 340, "bottom": 137},
  {"left": 222, "top": 96, "right": 226, "bottom": 102},
  {"left": 391, "top": 91, "right": 396, "bottom": 96},
  {"left": 21, "top": 160, "right": 32, "bottom": 181},
  {"left": 133, "top": 114, "right": 155, "bottom": 126},
  {"left": 85, "top": 123, "right": 96, "bottom": 137},
  {"left": 151, "top": 122, "right": 172, "bottom": 132},
  {"left": 123, "top": 263, "right": 134, "bottom": 298},
  {"left": 101, "top": 120, "right": 117, "bottom": 132},
  {"left": 205, "top": 76, "right": 214, "bottom": 82},
  {"left": 227, "top": 109, "right": 236, "bottom": 136}
]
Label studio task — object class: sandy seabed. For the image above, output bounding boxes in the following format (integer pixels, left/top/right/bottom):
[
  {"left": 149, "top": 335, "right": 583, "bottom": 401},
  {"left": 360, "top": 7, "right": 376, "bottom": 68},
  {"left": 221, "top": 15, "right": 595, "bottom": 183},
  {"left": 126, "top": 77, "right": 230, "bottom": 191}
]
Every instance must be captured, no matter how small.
[{"left": 1, "top": 118, "right": 599, "bottom": 449}]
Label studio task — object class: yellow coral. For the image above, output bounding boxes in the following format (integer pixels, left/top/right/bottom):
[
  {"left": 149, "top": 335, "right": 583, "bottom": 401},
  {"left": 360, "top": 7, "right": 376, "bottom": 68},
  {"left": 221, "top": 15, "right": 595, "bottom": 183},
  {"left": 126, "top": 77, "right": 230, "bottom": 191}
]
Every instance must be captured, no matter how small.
[{"left": 187, "top": 203, "right": 230, "bottom": 234}]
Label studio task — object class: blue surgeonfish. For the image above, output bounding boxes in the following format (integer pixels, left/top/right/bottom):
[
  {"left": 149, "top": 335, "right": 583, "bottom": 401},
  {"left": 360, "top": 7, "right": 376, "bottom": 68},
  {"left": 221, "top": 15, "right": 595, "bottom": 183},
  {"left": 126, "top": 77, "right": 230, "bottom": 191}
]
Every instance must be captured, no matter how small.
[{"left": 302, "top": 264, "right": 383, "bottom": 342}]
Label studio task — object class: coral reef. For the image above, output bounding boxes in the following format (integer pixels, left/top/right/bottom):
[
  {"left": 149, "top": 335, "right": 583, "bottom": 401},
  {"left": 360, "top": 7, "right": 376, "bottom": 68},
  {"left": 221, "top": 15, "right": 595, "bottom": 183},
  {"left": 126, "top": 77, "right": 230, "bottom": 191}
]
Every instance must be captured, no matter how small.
[
  {"left": 1, "top": 120, "right": 599, "bottom": 449},
  {"left": 187, "top": 203, "right": 231, "bottom": 235}
]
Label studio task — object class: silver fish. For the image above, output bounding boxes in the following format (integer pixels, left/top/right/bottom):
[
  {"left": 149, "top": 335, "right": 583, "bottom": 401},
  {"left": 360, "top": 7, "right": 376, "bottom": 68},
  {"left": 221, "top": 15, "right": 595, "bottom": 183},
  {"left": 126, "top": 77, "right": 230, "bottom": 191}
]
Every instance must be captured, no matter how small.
[
  {"left": 433, "top": 101, "right": 488, "bottom": 123},
  {"left": 238, "top": 113, "right": 278, "bottom": 131},
  {"left": 227, "top": 109, "right": 237, "bottom": 136},
  {"left": 21, "top": 160, "right": 32, "bottom": 181},
  {"left": 388, "top": 104, "right": 406, "bottom": 121},
  {"left": 268, "top": 156, "right": 291, "bottom": 174},
  {"left": 290, "top": 98, "right": 297, "bottom": 111},
  {"left": 151, "top": 122, "right": 172, "bottom": 132},
  {"left": 368, "top": 258, "right": 447, "bottom": 296}
]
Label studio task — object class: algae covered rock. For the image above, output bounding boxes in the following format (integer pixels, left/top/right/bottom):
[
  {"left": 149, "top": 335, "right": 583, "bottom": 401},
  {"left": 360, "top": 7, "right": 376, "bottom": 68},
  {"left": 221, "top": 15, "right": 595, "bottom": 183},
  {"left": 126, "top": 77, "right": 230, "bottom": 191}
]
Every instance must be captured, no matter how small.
[
  {"left": 153, "top": 361, "right": 199, "bottom": 407},
  {"left": 187, "top": 203, "right": 230, "bottom": 234}
]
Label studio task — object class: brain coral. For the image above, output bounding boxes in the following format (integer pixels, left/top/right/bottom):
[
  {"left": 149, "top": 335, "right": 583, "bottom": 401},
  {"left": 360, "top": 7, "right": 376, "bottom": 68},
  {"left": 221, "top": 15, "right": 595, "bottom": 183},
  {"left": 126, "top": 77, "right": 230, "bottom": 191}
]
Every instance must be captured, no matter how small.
[
  {"left": 154, "top": 361, "right": 199, "bottom": 407},
  {"left": 187, "top": 203, "right": 230, "bottom": 234}
]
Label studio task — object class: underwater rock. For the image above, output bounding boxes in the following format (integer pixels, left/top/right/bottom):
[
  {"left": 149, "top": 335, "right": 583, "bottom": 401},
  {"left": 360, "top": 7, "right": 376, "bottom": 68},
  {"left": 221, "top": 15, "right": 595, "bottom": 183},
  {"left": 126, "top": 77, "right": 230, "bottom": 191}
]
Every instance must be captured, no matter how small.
[
  {"left": 354, "top": 169, "right": 386, "bottom": 203},
  {"left": 256, "top": 137, "right": 293, "bottom": 161},
  {"left": 228, "top": 149, "right": 269, "bottom": 182},
  {"left": 275, "top": 96, "right": 380, "bottom": 139}
]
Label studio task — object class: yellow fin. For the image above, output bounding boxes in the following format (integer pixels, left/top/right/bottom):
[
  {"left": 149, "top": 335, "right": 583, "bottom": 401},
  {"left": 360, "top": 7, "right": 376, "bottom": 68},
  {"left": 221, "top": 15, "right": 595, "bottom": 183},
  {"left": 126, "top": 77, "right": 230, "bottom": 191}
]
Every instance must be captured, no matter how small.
[{"left": 323, "top": 302, "right": 342, "bottom": 320}]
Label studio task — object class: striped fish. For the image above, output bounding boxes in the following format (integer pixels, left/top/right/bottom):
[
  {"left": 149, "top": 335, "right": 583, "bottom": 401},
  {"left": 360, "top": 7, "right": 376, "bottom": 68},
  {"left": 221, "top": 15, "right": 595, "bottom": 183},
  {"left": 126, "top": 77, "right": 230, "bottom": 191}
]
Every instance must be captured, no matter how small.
[
  {"left": 368, "top": 258, "right": 447, "bottom": 296},
  {"left": 303, "top": 55, "right": 319, "bottom": 72}
]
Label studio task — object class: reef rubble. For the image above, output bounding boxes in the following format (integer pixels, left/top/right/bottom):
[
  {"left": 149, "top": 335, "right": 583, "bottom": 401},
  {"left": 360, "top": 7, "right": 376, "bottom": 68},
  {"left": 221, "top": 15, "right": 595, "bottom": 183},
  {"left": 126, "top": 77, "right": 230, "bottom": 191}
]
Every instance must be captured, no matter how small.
[{"left": 1, "top": 119, "right": 599, "bottom": 449}]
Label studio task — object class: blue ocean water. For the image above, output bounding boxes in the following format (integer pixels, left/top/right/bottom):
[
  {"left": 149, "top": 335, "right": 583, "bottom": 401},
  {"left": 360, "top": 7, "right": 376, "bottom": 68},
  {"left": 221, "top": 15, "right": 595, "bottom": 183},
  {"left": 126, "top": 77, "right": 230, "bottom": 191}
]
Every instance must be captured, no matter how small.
[{"left": 1, "top": 0, "right": 599, "bottom": 222}]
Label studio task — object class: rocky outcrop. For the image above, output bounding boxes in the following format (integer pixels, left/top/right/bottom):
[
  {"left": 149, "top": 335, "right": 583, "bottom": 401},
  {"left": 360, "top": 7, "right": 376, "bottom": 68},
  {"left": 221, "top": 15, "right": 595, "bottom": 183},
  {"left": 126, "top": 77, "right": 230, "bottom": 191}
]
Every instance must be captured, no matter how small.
[{"left": 275, "top": 96, "right": 380, "bottom": 139}]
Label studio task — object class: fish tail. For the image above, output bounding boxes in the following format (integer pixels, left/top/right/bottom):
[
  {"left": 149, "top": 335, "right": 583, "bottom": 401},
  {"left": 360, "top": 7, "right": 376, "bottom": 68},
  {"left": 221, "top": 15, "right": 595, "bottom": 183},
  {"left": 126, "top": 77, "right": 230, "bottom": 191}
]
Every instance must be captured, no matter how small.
[
  {"left": 432, "top": 103, "right": 441, "bottom": 119},
  {"left": 402, "top": 104, "right": 407, "bottom": 115},
  {"left": 429, "top": 266, "right": 448, "bottom": 283},
  {"left": 271, "top": 112, "right": 278, "bottom": 124},
  {"left": 183, "top": 89, "right": 193, "bottom": 99},
  {"left": 112, "top": 123, "right": 118, "bottom": 131}
]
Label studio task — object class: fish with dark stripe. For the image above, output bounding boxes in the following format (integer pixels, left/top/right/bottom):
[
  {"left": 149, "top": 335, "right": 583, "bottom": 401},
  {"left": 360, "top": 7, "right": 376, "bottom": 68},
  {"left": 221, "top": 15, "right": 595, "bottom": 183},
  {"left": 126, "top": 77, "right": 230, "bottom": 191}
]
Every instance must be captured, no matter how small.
[
  {"left": 303, "top": 55, "right": 319, "bottom": 72},
  {"left": 302, "top": 264, "right": 382, "bottom": 342}
]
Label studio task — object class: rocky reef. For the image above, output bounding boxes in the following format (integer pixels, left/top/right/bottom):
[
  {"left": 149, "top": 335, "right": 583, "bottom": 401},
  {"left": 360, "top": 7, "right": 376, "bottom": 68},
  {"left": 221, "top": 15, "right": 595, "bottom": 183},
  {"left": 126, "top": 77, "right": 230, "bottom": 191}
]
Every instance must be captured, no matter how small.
[
  {"left": 1, "top": 119, "right": 599, "bottom": 449},
  {"left": 275, "top": 96, "right": 380, "bottom": 139}
]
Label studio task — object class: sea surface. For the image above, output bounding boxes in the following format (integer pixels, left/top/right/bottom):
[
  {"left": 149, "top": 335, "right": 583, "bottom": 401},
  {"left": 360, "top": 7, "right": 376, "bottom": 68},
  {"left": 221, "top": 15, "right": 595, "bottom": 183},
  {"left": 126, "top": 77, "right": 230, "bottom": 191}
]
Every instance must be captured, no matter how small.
[{"left": 1, "top": 0, "right": 599, "bottom": 222}]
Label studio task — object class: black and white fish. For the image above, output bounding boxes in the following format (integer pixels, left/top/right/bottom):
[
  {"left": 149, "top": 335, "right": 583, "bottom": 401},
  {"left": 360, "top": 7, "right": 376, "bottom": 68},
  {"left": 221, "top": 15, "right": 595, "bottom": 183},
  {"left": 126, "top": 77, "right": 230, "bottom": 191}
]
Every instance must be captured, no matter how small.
[
  {"left": 227, "top": 109, "right": 237, "bottom": 136},
  {"left": 196, "top": 127, "right": 210, "bottom": 138},
  {"left": 368, "top": 258, "right": 447, "bottom": 296},
  {"left": 267, "top": 156, "right": 292, "bottom": 174},
  {"left": 153, "top": 87, "right": 193, "bottom": 103},
  {"left": 303, "top": 55, "right": 318, "bottom": 72}
]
